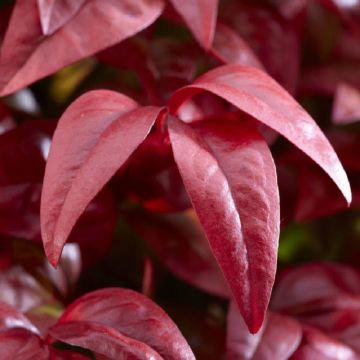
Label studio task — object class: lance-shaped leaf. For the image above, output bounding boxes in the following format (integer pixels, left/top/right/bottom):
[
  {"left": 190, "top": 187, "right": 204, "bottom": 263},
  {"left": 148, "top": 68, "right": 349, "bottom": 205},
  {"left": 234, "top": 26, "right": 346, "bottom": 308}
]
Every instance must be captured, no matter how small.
[
  {"left": 0, "top": 0, "right": 164, "bottom": 96},
  {"left": 36, "top": 0, "right": 87, "bottom": 36},
  {"left": 227, "top": 302, "right": 302, "bottom": 360},
  {"left": 0, "top": 328, "right": 49, "bottom": 360},
  {"left": 169, "top": 64, "right": 352, "bottom": 205},
  {"left": 41, "top": 90, "right": 163, "bottom": 266},
  {"left": 169, "top": 0, "right": 218, "bottom": 49},
  {"left": 168, "top": 117, "right": 280, "bottom": 333},
  {"left": 56, "top": 288, "right": 195, "bottom": 360},
  {"left": 49, "top": 321, "right": 163, "bottom": 360}
]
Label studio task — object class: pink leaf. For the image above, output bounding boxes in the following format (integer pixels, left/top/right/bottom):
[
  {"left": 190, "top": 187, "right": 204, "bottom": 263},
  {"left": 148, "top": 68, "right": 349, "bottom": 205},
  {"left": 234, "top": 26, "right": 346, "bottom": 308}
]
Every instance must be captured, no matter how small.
[
  {"left": 49, "top": 321, "right": 163, "bottom": 360},
  {"left": 36, "top": 0, "right": 86, "bottom": 35},
  {"left": 212, "top": 23, "right": 264, "bottom": 70},
  {"left": 169, "top": 64, "right": 352, "bottom": 205},
  {"left": 41, "top": 90, "right": 163, "bottom": 265},
  {"left": 332, "top": 83, "right": 360, "bottom": 125},
  {"left": 0, "top": 0, "right": 164, "bottom": 96},
  {"left": 227, "top": 302, "right": 302, "bottom": 360},
  {"left": 168, "top": 117, "right": 279, "bottom": 333},
  {"left": 168, "top": 0, "right": 218, "bottom": 49},
  {"left": 0, "top": 328, "right": 48, "bottom": 360},
  {"left": 57, "top": 288, "right": 195, "bottom": 360}
]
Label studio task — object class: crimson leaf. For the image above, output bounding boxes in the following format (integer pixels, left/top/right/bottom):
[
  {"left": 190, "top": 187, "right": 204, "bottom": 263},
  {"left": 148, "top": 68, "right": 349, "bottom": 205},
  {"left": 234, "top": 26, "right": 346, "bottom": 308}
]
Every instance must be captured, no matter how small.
[
  {"left": 41, "top": 90, "right": 163, "bottom": 265},
  {"left": 168, "top": 117, "right": 279, "bottom": 333},
  {"left": 0, "top": 0, "right": 164, "bottom": 96},
  {"left": 56, "top": 288, "right": 195, "bottom": 360},
  {"left": 169, "top": 64, "right": 352, "bottom": 205}
]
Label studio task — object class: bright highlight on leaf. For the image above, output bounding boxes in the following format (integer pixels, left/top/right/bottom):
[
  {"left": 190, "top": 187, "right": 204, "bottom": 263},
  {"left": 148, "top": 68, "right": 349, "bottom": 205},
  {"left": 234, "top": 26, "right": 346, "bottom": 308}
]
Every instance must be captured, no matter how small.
[
  {"left": 169, "top": 64, "right": 352, "bottom": 205},
  {"left": 168, "top": 116, "right": 280, "bottom": 333}
]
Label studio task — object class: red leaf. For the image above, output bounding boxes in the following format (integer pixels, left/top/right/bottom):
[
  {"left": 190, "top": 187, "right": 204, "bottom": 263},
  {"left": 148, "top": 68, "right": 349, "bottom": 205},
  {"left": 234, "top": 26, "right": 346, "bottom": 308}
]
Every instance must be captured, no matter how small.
[
  {"left": 41, "top": 90, "right": 163, "bottom": 265},
  {"left": 0, "top": 301, "right": 38, "bottom": 334},
  {"left": 227, "top": 302, "right": 302, "bottom": 360},
  {"left": 168, "top": 0, "right": 218, "bottom": 49},
  {"left": 0, "top": 0, "right": 164, "bottom": 96},
  {"left": 49, "top": 321, "right": 163, "bottom": 360},
  {"left": 0, "top": 328, "right": 48, "bottom": 360},
  {"left": 332, "top": 83, "right": 360, "bottom": 125},
  {"left": 36, "top": 0, "right": 86, "bottom": 35},
  {"left": 272, "top": 263, "right": 360, "bottom": 315},
  {"left": 212, "top": 23, "right": 264, "bottom": 70},
  {"left": 57, "top": 288, "right": 195, "bottom": 360},
  {"left": 168, "top": 117, "right": 279, "bottom": 333},
  {"left": 169, "top": 64, "right": 352, "bottom": 205}
]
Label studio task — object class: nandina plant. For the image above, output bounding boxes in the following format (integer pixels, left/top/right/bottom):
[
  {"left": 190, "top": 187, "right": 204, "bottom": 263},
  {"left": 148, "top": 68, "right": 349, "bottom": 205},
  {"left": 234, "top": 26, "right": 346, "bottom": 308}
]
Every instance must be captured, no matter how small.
[{"left": 0, "top": 0, "right": 360, "bottom": 359}]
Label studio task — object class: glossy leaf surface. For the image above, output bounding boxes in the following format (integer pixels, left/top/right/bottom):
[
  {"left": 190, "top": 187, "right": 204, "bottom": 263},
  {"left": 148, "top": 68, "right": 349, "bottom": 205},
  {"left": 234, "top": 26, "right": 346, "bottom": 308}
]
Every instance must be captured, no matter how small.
[
  {"left": 168, "top": 0, "right": 218, "bottom": 49},
  {"left": 0, "top": 0, "right": 164, "bottom": 96},
  {"left": 41, "top": 90, "right": 162, "bottom": 265},
  {"left": 169, "top": 64, "right": 352, "bottom": 205},
  {"left": 57, "top": 288, "right": 195, "bottom": 360},
  {"left": 168, "top": 117, "right": 279, "bottom": 333}
]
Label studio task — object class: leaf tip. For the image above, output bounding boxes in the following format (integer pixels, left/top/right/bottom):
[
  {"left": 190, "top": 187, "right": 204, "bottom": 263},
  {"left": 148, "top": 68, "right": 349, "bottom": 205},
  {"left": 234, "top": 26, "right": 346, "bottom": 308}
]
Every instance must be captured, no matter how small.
[{"left": 42, "top": 232, "right": 61, "bottom": 268}]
